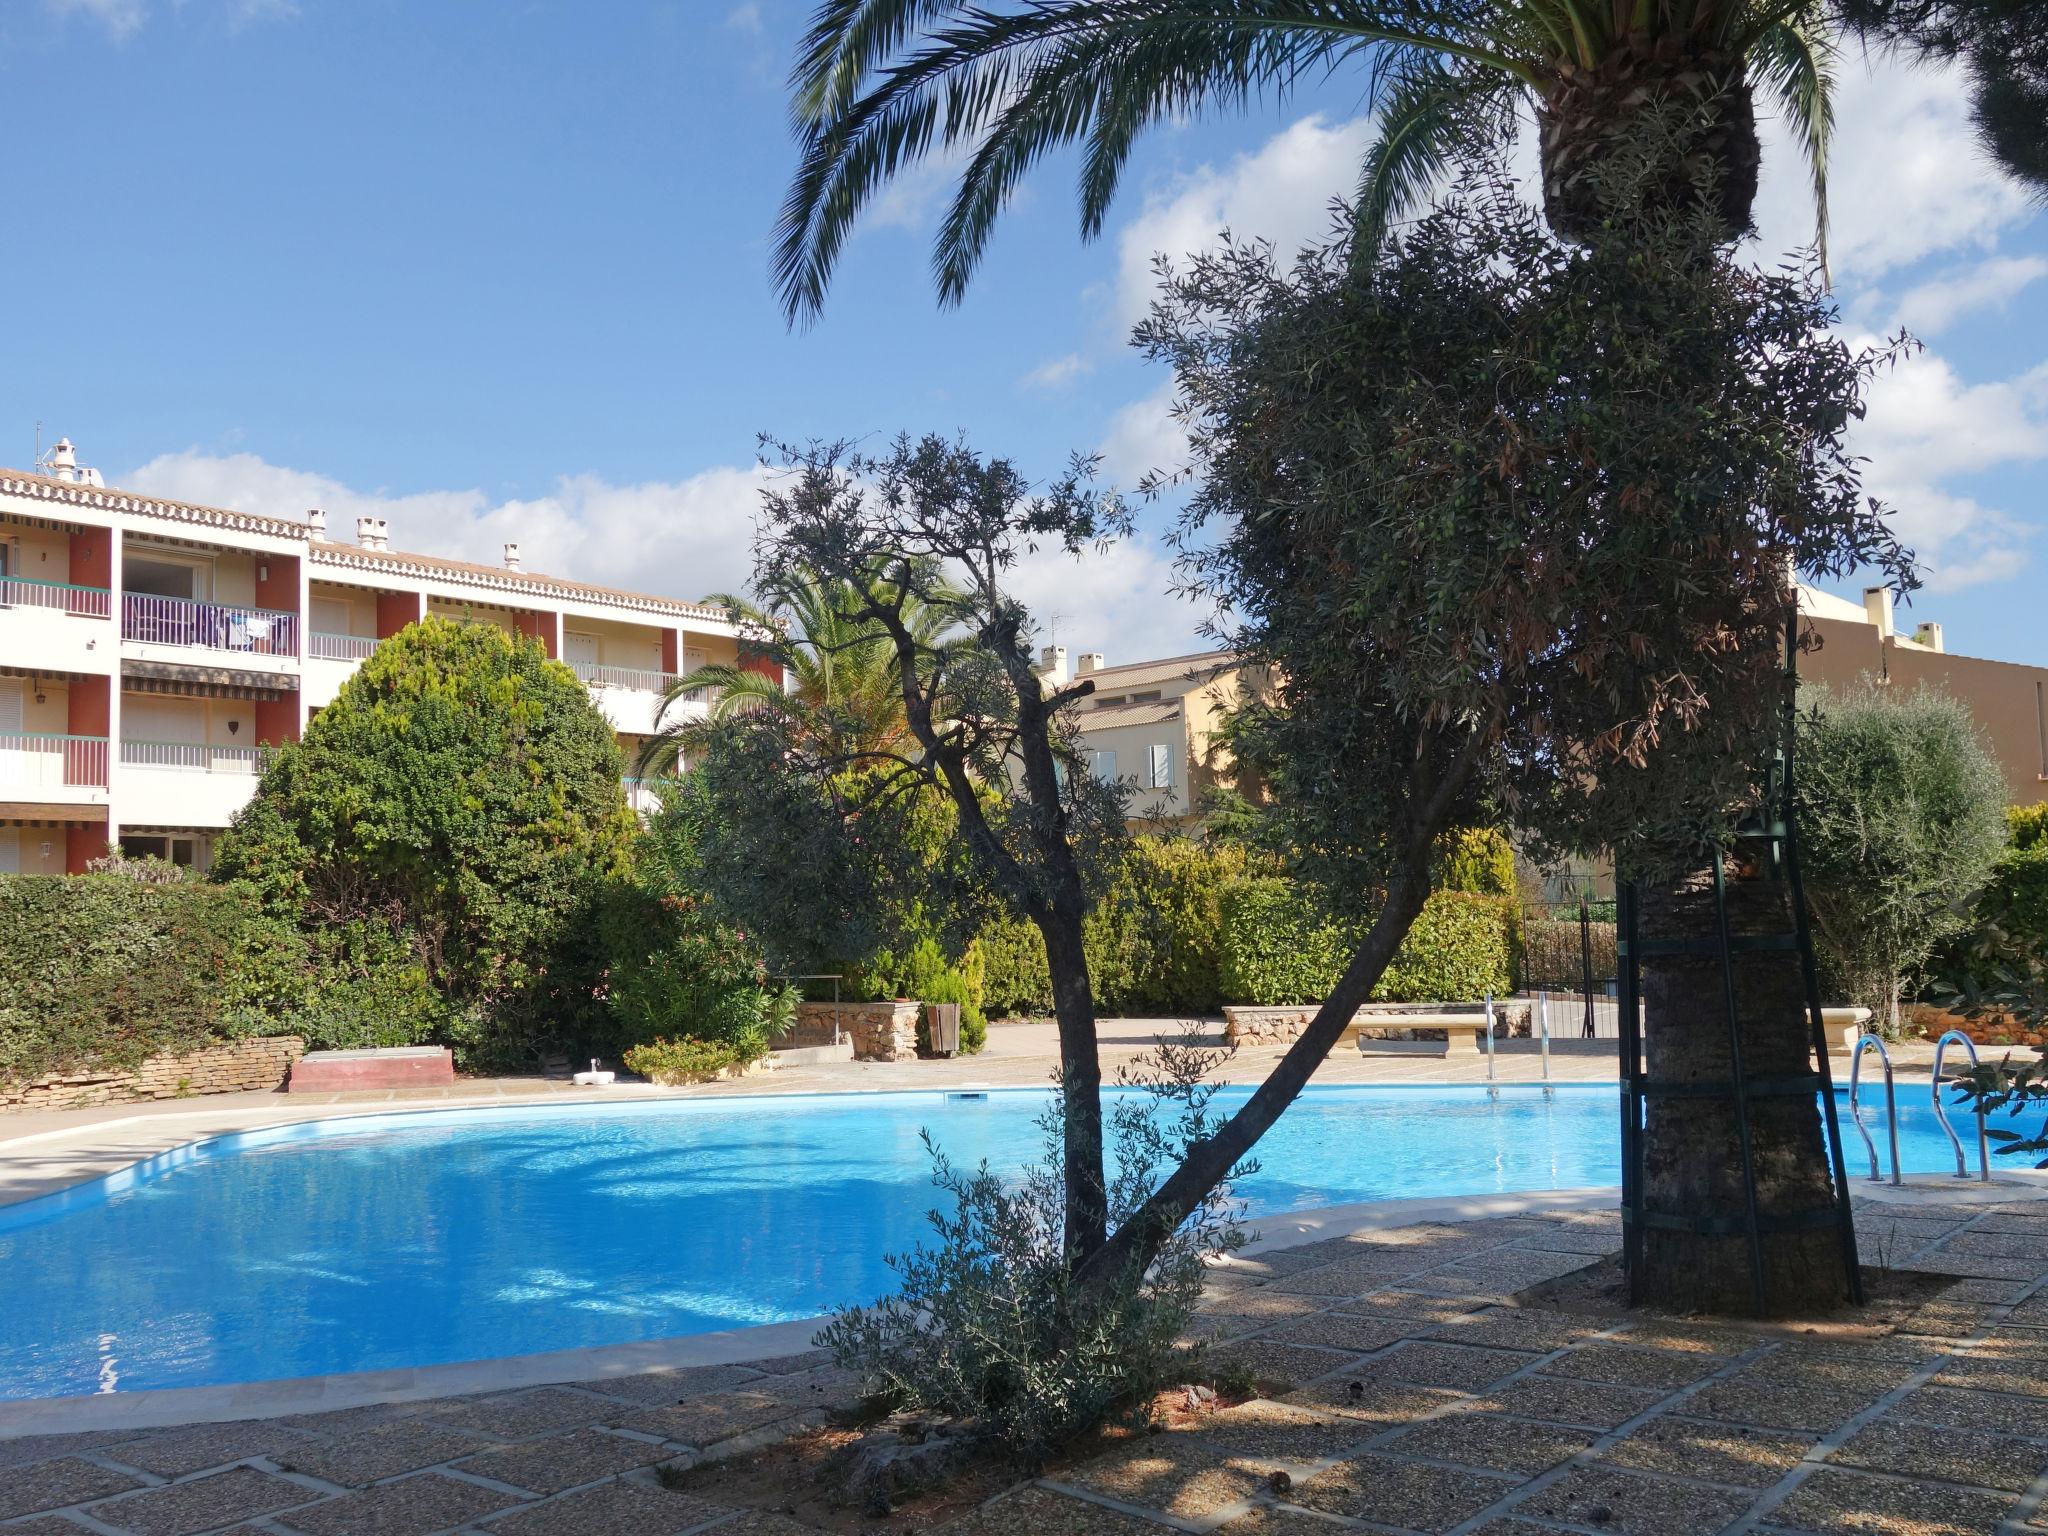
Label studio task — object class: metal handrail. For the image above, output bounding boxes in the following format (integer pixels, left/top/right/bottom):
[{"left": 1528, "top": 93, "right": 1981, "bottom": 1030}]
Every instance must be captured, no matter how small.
[
  {"left": 567, "top": 660, "right": 682, "bottom": 693},
  {"left": 1847, "top": 1033, "right": 1902, "bottom": 1186},
  {"left": 1536, "top": 990, "right": 1552, "bottom": 1089},
  {"left": 120, "top": 739, "right": 266, "bottom": 773},
  {"left": 0, "top": 732, "right": 109, "bottom": 788},
  {"left": 1483, "top": 993, "right": 1497, "bottom": 1096},
  {"left": 309, "top": 631, "right": 378, "bottom": 661},
  {"left": 0, "top": 575, "right": 113, "bottom": 617},
  {"left": 1930, "top": 1029, "right": 1991, "bottom": 1182},
  {"left": 121, "top": 593, "right": 298, "bottom": 656}
]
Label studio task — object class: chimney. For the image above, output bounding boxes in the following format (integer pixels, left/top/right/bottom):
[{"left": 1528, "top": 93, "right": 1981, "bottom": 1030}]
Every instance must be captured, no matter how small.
[
  {"left": 503, "top": 542, "right": 522, "bottom": 572},
  {"left": 48, "top": 438, "right": 77, "bottom": 482},
  {"left": 305, "top": 508, "right": 327, "bottom": 538},
  {"left": 1038, "top": 644, "right": 1069, "bottom": 686},
  {"left": 1914, "top": 621, "right": 1945, "bottom": 653},
  {"left": 355, "top": 515, "right": 390, "bottom": 551},
  {"left": 1862, "top": 585, "right": 1894, "bottom": 636},
  {"left": 1077, "top": 652, "right": 1105, "bottom": 675}
]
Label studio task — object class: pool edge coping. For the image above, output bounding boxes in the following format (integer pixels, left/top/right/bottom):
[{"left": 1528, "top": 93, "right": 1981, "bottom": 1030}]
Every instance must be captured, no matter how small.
[{"left": 11, "top": 1176, "right": 2043, "bottom": 1439}]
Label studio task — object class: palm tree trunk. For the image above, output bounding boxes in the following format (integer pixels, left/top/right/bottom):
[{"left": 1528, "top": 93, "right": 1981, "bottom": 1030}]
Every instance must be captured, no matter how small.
[{"left": 1635, "top": 856, "right": 1853, "bottom": 1314}]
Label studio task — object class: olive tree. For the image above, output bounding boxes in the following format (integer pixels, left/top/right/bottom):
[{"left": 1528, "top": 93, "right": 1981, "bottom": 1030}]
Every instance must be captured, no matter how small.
[
  {"left": 1144, "top": 167, "right": 1912, "bottom": 1313},
  {"left": 1795, "top": 681, "right": 2009, "bottom": 1033}
]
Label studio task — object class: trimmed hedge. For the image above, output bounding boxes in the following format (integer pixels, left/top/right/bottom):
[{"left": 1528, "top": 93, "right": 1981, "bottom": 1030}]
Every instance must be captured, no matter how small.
[
  {"left": 1216, "top": 877, "right": 1516, "bottom": 1006},
  {"left": 1520, "top": 918, "right": 1619, "bottom": 991},
  {"left": 0, "top": 874, "right": 302, "bottom": 1086}
]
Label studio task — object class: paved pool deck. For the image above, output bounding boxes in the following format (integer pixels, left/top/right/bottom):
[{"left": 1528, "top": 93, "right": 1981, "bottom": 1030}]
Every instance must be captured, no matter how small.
[
  {"left": 3, "top": 1186, "right": 2046, "bottom": 1536},
  {"left": 0, "top": 1020, "right": 1955, "bottom": 1210}
]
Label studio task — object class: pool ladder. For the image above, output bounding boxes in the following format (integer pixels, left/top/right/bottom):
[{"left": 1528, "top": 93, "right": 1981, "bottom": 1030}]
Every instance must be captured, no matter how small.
[
  {"left": 1847, "top": 1033, "right": 1901, "bottom": 1186},
  {"left": 1848, "top": 1030, "right": 1992, "bottom": 1184},
  {"left": 1930, "top": 1029, "right": 1990, "bottom": 1182}
]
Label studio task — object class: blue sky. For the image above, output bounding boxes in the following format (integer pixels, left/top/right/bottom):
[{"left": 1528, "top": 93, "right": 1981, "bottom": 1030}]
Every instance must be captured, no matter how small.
[{"left": 2, "top": 0, "right": 2043, "bottom": 666}]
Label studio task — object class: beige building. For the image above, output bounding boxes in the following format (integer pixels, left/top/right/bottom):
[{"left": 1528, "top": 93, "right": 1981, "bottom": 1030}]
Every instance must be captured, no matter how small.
[
  {"left": 1799, "top": 584, "right": 2048, "bottom": 807},
  {"left": 0, "top": 440, "right": 752, "bottom": 874},
  {"left": 1049, "top": 644, "right": 1266, "bottom": 825}
]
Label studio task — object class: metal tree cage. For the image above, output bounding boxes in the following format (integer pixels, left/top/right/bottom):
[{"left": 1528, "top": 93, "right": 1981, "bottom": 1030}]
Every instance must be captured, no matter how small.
[{"left": 1614, "top": 609, "right": 1864, "bottom": 1314}]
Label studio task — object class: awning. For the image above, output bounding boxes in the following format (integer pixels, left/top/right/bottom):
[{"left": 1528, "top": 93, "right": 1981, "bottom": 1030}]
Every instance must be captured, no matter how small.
[
  {"left": 121, "top": 659, "right": 298, "bottom": 698},
  {"left": 0, "top": 804, "right": 108, "bottom": 823}
]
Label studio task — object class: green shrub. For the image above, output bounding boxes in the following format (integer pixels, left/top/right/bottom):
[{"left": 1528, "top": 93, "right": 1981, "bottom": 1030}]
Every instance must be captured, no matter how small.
[
  {"left": 1216, "top": 878, "right": 1350, "bottom": 1005},
  {"left": 978, "top": 915, "right": 1054, "bottom": 1017},
  {"left": 1217, "top": 878, "right": 1515, "bottom": 1005},
  {"left": 819, "top": 1029, "right": 1245, "bottom": 1460},
  {"left": 858, "top": 936, "right": 988, "bottom": 1053},
  {"left": 290, "top": 920, "right": 457, "bottom": 1051},
  {"left": 1520, "top": 917, "right": 1619, "bottom": 991},
  {"left": 1434, "top": 828, "right": 1516, "bottom": 898},
  {"left": 598, "top": 880, "right": 795, "bottom": 1064},
  {"left": 0, "top": 874, "right": 306, "bottom": 1085},
  {"left": 623, "top": 1036, "right": 741, "bottom": 1084},
  {"left": 215, "top": 616, "right": 636, "bottom": 1071}
]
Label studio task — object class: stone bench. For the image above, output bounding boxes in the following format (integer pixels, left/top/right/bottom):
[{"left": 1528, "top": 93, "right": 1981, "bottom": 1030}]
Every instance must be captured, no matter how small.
[
  {"left": 289, "top": 1046, "right": 456, "bottom": 1093},
  {"left": 1224, "top": 1003, "right": 1530, "bottom": 1054}
]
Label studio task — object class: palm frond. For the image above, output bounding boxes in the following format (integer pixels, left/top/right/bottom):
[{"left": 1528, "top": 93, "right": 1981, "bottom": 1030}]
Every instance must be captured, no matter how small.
[
  {"left": 1749, "top": 9, "right": 1835, "bottom": 279},
  {"left": 1350, "top": 59, "right": 1505, "bottom": 261}
]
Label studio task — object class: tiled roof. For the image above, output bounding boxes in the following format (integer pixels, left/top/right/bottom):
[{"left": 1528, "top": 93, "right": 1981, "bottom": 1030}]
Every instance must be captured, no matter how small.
[
  {"left": 1073, "top": 698, "right": 1183, "bottom": 728},
  {"left": 0, "top": 468, "right": 308, "bottom": 540},
  {"left": 307, "top": 541, "right": 733, "bottom": 623},
  {"left": 1077, "top": 649, "right": 1238, "bottom": 693}
]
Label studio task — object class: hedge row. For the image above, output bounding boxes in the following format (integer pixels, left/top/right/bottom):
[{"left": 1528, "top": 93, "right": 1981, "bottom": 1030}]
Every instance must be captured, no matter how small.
[
  {"left": 979, "top": 831, "right": 1520, "bottom": 1016},
  {"left": 0, "top": 874, "right": 303, "bottom": 1086},
  {"left": 1215, "top": 879, "right": 1517, "bottom": 1006}
]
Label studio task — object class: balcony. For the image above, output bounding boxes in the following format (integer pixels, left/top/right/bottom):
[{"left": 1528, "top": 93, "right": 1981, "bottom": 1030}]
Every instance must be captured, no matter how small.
[
  {"left": 566, "top": 660, "right": 699, "bottom": 735},
  {"left": 121, "top": 594, "right": 299, "bottom": 677},
  {"left": 1, "top": 578, "right": 114, "bottom": 673},
  {"left": 622, "top": 776, "right": 665, "bottom": 818},
  {"left": 305, "top": 631, "right": 379, "bottom": 707},
  {"left": 0, "top": 733, "right": 110, "bottom": 805},
  {"left": 119, "top": 739, "right": 266, "bottom": 827}
]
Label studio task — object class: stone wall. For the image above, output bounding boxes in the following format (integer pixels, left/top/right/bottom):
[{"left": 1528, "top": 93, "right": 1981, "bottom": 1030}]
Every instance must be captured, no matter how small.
[
  {"left": 795, "top": 1001, "right": 921, "bottom": 1062},
  {"left": 1222, "top": 1003, "right": 1529, "bottom": 1046},
  {"left": 0, "top": 1035, "right": 305, "bottom": 1113}
]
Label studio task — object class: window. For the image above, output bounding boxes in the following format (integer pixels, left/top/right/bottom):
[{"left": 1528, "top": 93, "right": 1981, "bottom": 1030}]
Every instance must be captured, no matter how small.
[
  {"left": 1088, "top": 748, "right": 1117, "bottom": 781},
  {"left": 1093, "top": 694, "right": 1126, "bottom": 707},
  {"left": 1130, "top": 690, "right": 1162, "bottom": 703},
  {"left": 1145, "top": 743, "right": 1172, "bottom": 789}
]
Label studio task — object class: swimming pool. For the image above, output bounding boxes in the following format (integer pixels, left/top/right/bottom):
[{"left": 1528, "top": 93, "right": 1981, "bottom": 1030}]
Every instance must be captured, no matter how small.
[{"left": 0, "top": 1083, "right": 2008, "bottom": 1399}]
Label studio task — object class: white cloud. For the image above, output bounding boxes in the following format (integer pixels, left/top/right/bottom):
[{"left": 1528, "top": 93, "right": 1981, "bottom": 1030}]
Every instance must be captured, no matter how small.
[
  {"left": 47, "top": 0, "right": 147, "bottom": 38},
  {"left": 122, "top": 449, "right": 772, "bottom": 605},
  {"left": 1096, "top": 382, "right": 1186, "bottom": 487},
  {"left": 1893, "top": 256, "right": 2048, "bottom": 335},
  {"left": 1751, "top": 54, "right": 2036, "bottom": 283},
  {"left": 1112, "top": 113, "right": 1372, "bottom": 334},
  {"left": 1006, "top": 533, "right": 1206, "bottom": 663},
  {"left": 1019, "top": 353, "right": 1093, "bottom": 390},
  {"left": 1850, "top": 348, "right": 2048, "bottom": 591},
  {"left": 724, "top": 2, "right": 762, "bottom": 34}
]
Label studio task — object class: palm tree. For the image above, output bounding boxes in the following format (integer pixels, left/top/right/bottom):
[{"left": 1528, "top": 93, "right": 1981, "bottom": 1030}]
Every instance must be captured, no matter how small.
[
  {"left": 637, "top": 562, "right": 959, "bottom": 774},
  {"left": 775, "top": 0, "right": 1835, "bottom": 324}
]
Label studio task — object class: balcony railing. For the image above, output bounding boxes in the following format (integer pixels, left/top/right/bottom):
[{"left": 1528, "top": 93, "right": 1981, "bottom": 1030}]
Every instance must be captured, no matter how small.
[
  {"left": 0, "top": 576, "right": 113, "bottom": 619},
  {"left": 567, "top": 660, "right": 686, "bottom": 694},
  {"left": 309, "top": 631, "right": 379, "bottom": 662},
  {"left": 0, "top": 733, "right": 109, "bottom": 789},
  {"left": 120, "top": 740, "right": 266, "bottom": 774},
  {"left": 622, "top": 776, "right": 666, "bottom": 815},
  {"left": 122, "top": 593, "right": 298, "bottom": 657}
]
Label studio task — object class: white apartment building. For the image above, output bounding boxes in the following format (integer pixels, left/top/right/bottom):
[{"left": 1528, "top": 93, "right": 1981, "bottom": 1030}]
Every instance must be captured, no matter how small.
[{"left": 0, "top": 441, "right": 754, "bottom": 874}]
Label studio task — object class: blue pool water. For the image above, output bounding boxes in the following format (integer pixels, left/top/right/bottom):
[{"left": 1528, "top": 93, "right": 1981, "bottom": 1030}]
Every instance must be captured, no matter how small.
[{"left": 0, "top": 1084, "right": 2010, "bottom": 1399}]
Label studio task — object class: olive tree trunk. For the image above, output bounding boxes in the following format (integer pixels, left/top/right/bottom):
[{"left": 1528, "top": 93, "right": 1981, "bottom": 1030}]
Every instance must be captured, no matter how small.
[{"left": 1635, "top": 859, "right": 1853, "bottom": 1314}]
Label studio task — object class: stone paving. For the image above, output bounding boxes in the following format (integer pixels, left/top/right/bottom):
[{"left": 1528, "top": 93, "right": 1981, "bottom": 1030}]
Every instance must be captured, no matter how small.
[{"left": 4, "top": 1196, "right": 2046, "bottom": 1535}]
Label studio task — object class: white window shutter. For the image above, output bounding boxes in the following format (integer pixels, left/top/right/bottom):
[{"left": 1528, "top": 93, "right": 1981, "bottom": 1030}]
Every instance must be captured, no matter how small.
[
  {"left": 0, "top": 679, "right": 21, "bottom": 735},
  {"left": 1148, "top": 743, "right": 1170, "bottom": 788}
]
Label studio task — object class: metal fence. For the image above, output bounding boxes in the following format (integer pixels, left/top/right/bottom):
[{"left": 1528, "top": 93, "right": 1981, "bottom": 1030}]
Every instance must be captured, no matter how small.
[
  {"left": 1, "top": 576, "right": 113, "bottom": 618},
  {"left": 120, "top": 740, "right": 266, "bottom": 774},
  {"left": 122, "top": 593, "right": 299, "bottom": 657},
  {"left": 0, "top": 732, "right": 109, "bottom": 789},
  {"left": 309, "top": 631, "right": 379, "bottom": 661},
  {"left": 1517, "top": 898, "right": 1621, "bottom": 1039}
]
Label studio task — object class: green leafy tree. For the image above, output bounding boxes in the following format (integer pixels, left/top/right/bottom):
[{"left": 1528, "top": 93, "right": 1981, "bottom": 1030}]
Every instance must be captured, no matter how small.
[
  {"left": 639, "top": 559, "right": 960, "bottom": 773},
  {"left": 1793, "top": 681, "right": 2008, "bottom": 1033},
  {"left": 777, "top": 0, "right": 1840, "bottom": 323},
  {"left": 214, "top": 616, "right": 637, "bottom": 1069},
  {"left": 1142, "top": 167, "right": 1909, "bottom": 1313}
]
